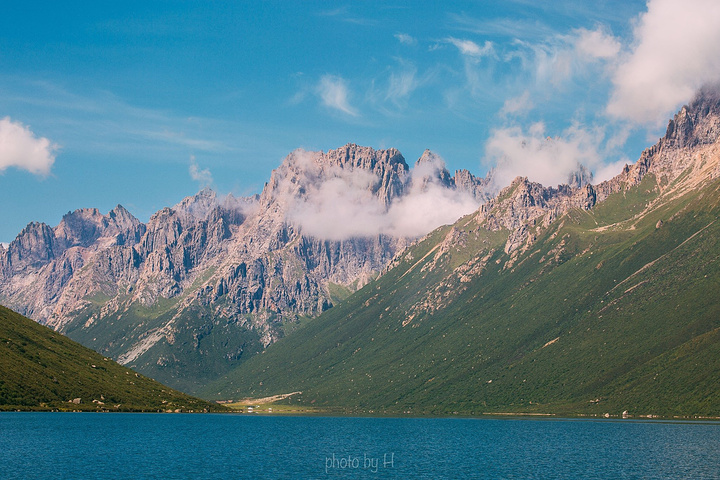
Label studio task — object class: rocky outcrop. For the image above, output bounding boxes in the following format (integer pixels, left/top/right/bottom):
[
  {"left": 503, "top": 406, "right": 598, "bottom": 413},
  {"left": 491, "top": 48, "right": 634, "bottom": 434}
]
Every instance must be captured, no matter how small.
[
  {"left": 453, "top": 168, "right": 494, "bottom": 203},
  {"left": 260, "top": 144, "right": 409, "bottom": 209},
  {"left": 595, "top": 86, "right": 720, "bottom": 201},
  {"left": 473, "top": 177, "right": 597, "bottom": 256}
]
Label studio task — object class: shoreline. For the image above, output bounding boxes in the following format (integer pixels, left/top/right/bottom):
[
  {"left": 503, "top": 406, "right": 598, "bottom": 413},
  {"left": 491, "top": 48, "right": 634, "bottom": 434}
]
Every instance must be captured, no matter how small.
[{"left": 2, "top": 409, "right": 720, "bottom": 424}]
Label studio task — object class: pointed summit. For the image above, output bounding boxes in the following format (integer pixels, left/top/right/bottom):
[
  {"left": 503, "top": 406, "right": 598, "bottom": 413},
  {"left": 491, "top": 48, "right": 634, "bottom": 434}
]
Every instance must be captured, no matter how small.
[
  {"left": 108, "top": 204, "right": 139, "bottom": 226},
  {"left": 172, "top": 188, "right": 219, "bottom": 224},
  {"left": 412, "top": 149, "right": 453, "bottom": 189},
  {"left": 566, "top": 164, "right": 593, "bottom": 189},
  {"left": 663, "top": 83, "right": 720, "bottom": 149}
]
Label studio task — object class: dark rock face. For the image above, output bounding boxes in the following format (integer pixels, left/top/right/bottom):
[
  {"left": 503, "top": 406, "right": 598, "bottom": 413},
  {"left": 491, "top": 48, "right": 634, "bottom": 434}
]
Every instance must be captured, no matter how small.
[
  {"left": 594, "top": 85, "right": 720, "bottom": 203},
  {"left": 3, "top": 222, "right": 59, "bottom": 272},
  {"left": 665, "top": 84, "right": 720, "bottom": 149}
]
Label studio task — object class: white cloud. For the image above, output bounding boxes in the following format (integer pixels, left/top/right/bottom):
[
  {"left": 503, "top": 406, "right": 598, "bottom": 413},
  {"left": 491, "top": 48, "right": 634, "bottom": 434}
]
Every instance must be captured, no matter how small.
[
  {"left": 531, "top": 26, "right": 620, "bottom": 87},
  {"left": 593, "top": 158, "right": 630, "bottom": 184},
  {"left": 500, "top": 91, "right": 534, "bottom": 116},
  {"left": 484, "top": 121, "right": 604, "bottom": 190},
  {"left": 607, "top": 0, "right": 720, "bottom": 125},
  {"left": 386, "top": 65, "right": 418, "bottom": 103},
  {"left": 574, "top": 27, "right": 621, "bottom": 59},
  {"left": 284, "top": 150, "right": 479, "bottom": 240},
  {"left": 395, "top": 33, "right": 416, "bottom": 46},
  {"left": 0, "top": 117, "right": 57, "bottom": 176},
  {"left": 441, "top": 38, "right": 495, "bottom": 98},
  {"left": 189, "top": 155, "right": 213, "bottom": 187},
  {"left": 317, "top": 75, "right": 359, "bottom": 116},
  {"left": 445, "top": 38, "right": 494, "bottom": 58}
]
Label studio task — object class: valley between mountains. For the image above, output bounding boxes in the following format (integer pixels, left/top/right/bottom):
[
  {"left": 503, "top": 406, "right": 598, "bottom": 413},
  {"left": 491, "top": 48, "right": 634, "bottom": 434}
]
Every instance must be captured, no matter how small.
[{"left": 3, "top": 89, "right": 720, "bottom": 416}]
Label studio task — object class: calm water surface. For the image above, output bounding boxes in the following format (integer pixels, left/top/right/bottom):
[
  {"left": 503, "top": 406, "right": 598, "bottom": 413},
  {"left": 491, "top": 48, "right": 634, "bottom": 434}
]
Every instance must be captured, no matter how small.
[{"left": 1, "top": 413, "right": 718, "bottom": 479}]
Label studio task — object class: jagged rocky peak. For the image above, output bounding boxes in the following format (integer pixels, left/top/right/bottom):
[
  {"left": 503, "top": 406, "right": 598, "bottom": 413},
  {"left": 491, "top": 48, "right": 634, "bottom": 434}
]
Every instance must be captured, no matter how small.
[
  {"left": 415, "top": 149, "right": 442, "bottom": 166},
  {"left": 663, "top": 83, "right": 720, "bottom": 149},
  {"left": 260, "top": 144, "right": 410, "bottom": 208},
  {"left": 6, "top": 221, "right": 58, "bottom": 268},
  {"left": 477, "top": 175, "right": 597, "bottom": 235},
  {"left": 54, "top": 208, "right": 105, "bottom": 248},
  {"left": 413, "top": 149, "right": 454, "bottom": 189},
  {"left": 108, "top": 204, "right": 141, "bottom": 229},
  {"left": 454, "top": 168, "right": 493, "bottom": 203},
  {"left": 207, "top": 194, "right": 249, "bottom": 227},
  {"left": 167, "top": 189, "right": 250, "bottom": 229},
  {"left": 567, "top": 163, "right": 593, "bottom": 189},
  {"left": 324, "top": 143, "right": 407, "bottom": 172},
  {"left": 172, "top": 187, "right": 219, "bottom": 224},
  {"left": 105, "top": 205, "right": 145, "bottom": 246},
  {"left": 603, "top": 84, "right": 720, "bottom": 197},
  {"left": 501, "top": 176, "right": 548, "bottom": 208},
  {"left": 144, "top": 207, "right": 184, "bottom": 251},
  {"left": 54, "top": 206, "right": 144, "bottom": 249},
  {"left": 413, "top": 149, "right": 495, "bottom": 203}
]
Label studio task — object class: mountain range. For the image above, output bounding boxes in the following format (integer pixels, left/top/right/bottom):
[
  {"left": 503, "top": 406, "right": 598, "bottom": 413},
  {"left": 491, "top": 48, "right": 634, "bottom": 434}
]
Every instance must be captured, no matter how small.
[
  {"left": 201, "top": 87, "right": 720, "bottom": 416},
  {"left": 0, "top": 144, "right": 499, "bottom": 392},
  {"left": 2, "top": 85, "right": 720, "bottom": 416}
]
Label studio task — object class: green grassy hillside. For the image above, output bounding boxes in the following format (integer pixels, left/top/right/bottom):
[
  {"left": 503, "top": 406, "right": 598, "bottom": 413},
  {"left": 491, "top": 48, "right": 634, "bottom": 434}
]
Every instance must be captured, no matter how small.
[
  {"left": 0, "top": 305, "right": 225, "bottom": 412},
  {"left": 62, "top": 297, "right": 264, "bottom": 395},
  {"left": 201, "top": 172, "right": 720, "bottom": 417}
]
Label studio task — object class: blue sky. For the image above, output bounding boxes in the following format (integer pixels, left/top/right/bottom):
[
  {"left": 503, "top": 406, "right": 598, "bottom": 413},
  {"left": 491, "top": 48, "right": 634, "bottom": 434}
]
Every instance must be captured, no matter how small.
[{"left": 2, "top": 0, "right": 720, "bottom": 242}]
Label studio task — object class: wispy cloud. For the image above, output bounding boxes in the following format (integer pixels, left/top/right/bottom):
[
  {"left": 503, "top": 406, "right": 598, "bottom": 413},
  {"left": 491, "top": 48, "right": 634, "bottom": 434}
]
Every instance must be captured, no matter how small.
[
  {"left": 317, "top": 6, "right": 378, "bottom": 26},
  {"left": 317, "top": 75, "right": 359, "bottom": 116},
  {"left": 394, "top": 33, "right": 417, "bottom": 46},
  {"left": 448, "top": 13, "right": 556, "bottom": 41},
  {"left": 527, "top": 26, "right": 620, "bottom": 88},
  {"left": 139, "top": 128, "right": 228, "bottom": 152},
  {"left": 607, "top": 0, "right": 720, "bottom": 126},
  {"left": 500, "top": 90, "right": 534, "bottom": 116},
  {"left": 438, "top": 38, "right": 496, "bottom": 100},
  {"left": 445, "top": 37, "right": 494, "bottom": 58},
  {"left": 1, "top": 78, "right": 237, "bottom": 154},
  {"left": 386, "top": 63, "right": 419, "bottom": 104},
  {"left": 574, "top": 27, "right": 620, "bottom": 59},
  {"left": 0, "top": 116, "right": 58, "bottom": 176}
]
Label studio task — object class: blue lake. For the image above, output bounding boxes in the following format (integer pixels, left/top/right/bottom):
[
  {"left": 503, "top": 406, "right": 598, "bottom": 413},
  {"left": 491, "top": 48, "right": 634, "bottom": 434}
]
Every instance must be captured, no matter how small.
[{"left": 1, "top": 413, "right": 719, "bottom": 479}]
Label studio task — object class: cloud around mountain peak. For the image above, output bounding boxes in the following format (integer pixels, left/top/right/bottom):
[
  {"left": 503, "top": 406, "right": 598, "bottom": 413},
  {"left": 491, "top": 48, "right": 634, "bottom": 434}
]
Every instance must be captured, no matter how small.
[{"left": 278, "top": 147, "right": 480, "bottom": 240}]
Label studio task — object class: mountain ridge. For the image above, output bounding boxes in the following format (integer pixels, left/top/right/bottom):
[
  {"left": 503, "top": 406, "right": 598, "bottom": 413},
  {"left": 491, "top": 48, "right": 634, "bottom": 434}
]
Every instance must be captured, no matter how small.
[
  {"left": 200, "top": 90, "right": 720, "bottom": 416},
  {"left": 0, "top": 143, "right": 492, "bottom": 392},
  {"left": 5, "top": 89, "right": 718, "bottom": 400}
]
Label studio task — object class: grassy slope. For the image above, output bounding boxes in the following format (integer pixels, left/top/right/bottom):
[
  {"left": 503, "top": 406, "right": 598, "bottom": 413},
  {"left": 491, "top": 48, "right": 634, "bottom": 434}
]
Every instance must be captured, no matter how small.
[
  {"left": 0, "top": 305, "right": 226, "bottom": 411},
  {"left": 200, "top": 173, "right": 720, "bottom": 417},
  {"left": 63, "top": 296, "right": 264, "bottom": 395}
]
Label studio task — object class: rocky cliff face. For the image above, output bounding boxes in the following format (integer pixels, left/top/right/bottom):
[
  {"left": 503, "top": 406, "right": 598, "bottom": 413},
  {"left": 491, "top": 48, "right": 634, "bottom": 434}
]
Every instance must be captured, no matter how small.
[{"left": 595, "top": 85, "right": 720, "bottom": 201}]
